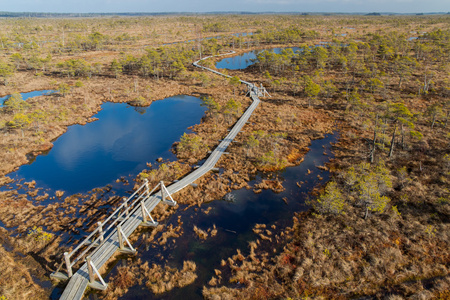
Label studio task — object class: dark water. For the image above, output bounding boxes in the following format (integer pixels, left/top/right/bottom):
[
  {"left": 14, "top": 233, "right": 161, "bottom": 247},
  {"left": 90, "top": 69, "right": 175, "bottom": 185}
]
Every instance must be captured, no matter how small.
[
  {"left": 215, "top": 47, "right": 301, "bottom": 70},
  {"left": 6, "top": 95, "right": 206, "bottom": 195},
  {"left": 104, "top": 132, "right": 338, "bottom": 300},
  {"left": 0, "top": 89, "right": 56, "bottom": 107},
  {"left": 232, "top": 32, "right": 253, "bottom": 37}
]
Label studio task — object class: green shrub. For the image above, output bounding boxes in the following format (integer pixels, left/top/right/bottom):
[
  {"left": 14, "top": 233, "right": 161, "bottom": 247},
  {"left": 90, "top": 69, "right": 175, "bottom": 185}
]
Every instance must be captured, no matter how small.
[
  {"left": 176, "top": 133, "right": 207, "bottom": 158},
  {"left": 27, "top": 226, "right": 53, "bottom": 243},
  {"left": 312, "top": 181, "right": 346, "bottom": 215}
]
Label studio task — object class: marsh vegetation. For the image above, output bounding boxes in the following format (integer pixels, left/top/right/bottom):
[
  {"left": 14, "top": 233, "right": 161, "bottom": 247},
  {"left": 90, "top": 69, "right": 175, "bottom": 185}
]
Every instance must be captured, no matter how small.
[{"left": 0, "top": 14, "right": 448, "bottom": 300}]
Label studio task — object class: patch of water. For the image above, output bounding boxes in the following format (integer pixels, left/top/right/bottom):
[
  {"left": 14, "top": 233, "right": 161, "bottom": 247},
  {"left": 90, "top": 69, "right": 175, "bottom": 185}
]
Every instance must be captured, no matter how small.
[
  {"left": 232, "top": 32, "right": 253, "bottom": 37},
  {"left": 4, "top": 95, "right": 206, "bottom": 195},
  {"left": 215, "top": 47, "right": 301, "bottom": 70},
  {"left": 0, "top": 89, "right": 56, "bottom": 107}
]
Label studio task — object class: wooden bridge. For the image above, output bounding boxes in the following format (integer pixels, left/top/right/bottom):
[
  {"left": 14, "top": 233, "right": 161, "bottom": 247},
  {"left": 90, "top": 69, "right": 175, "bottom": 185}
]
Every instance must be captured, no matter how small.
[{"left": 54, "top": 51, "right": 267, "bottom": 300}]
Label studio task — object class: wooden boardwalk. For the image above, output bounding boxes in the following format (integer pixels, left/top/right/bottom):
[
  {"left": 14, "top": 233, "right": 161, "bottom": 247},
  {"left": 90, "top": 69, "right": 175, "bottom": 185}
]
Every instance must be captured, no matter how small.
[{"left": 58, "top": 52, "right": 261, "bottom": 300}]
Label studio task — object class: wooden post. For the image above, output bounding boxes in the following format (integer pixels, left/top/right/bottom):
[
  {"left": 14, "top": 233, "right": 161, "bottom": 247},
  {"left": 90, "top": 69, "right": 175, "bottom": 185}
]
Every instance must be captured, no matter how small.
[
  {"left": 141, "top": 201, "right": 147, "bottom": 223},
  {"left": 145, "top": 179, "right": 149, "bottom": 197},
  {"left": 141, "top": 201, "right": 158, "bottom": 227},
  {"left": 86, "top": 256, "right": 108, "bottom": 290},
  {"left": 117, "top": 225, "right": 124, "bottom": 250},
  {"left": 140, "top": 201, "right": 158, "bottom": 227},
  {"left": 116, "top": 225, "right": 137, "bottom": 254},
  {"left": 86, "top": 256, "right": 95, "bottom": 284},
  {"left": 64, "top": 252, "right": 73, "bottom": 278},
  {"left": 160, "top": 182, "right": 177, "bottom": 207},
  {"left": 160, "top": 181, "right": 165, "bottom": 201},
  {"left": 124, "top": 203, "right": 129, "bottom": 217},
  {"left": 98, "top": 222, "right": 104, "bottom": 243}
]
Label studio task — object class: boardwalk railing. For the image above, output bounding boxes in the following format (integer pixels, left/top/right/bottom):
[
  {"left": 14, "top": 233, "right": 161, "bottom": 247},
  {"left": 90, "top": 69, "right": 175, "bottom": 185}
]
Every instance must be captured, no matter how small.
[
  {"left": 56, "top": 50, "right": 267, "bottom": 300},
  {"left": 51, "top": 180, "right": 175, "bottom": 281}
]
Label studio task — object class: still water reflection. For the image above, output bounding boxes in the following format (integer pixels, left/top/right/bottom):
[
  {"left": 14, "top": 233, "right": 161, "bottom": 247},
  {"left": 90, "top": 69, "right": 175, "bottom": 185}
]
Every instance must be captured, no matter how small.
[
  {"left": 215, "top": 47, "right": 301, "bottom": 70},
  {"left": 7, "top": 95, "right": 206, "bottom": 194}
]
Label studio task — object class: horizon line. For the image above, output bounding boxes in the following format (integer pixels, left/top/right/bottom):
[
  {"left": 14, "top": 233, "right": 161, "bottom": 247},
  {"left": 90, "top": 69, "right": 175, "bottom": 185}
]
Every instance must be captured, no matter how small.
[{"left": 0, "top": 11, "right": 449, "bottom": 16}]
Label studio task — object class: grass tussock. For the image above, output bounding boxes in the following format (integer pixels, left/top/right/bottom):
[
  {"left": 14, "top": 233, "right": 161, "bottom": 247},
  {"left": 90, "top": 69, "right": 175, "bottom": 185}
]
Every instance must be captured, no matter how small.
[
  {"left": 100, "top": 265, "right": 137, "bottom": 300},
  {"left": 140, "top": 260, "right": 197, "bottom": 294}
]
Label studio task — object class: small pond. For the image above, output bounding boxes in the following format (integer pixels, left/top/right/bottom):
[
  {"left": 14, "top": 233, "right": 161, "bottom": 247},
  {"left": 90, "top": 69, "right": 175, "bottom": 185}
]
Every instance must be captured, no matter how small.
[
  {"left": 215, "top": 47, "right": 301, "bottom": 70},
  {"left": 6, "top": 95, "right": 206, "bottom": 195},
  {"left": 232, "top": 32, "right": 253, "bottom": 37},
  {"left": 0, "top": 89, "right": 56, "bottom": 107}
]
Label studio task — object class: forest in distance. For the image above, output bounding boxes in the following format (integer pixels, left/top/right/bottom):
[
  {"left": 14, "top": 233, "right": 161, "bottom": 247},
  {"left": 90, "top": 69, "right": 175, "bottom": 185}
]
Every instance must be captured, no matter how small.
[
  {"left": 0, "top": 13, "right": 449, "bottom": 300},
  {"left": 1, "top": 12, "right": 449, "bottom": 18}
]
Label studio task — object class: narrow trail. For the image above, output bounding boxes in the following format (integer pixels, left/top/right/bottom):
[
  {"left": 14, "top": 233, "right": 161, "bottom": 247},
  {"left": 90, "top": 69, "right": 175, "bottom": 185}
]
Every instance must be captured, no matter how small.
[{"left": 59, "top": 51, "right": 261, "bottom": 300}]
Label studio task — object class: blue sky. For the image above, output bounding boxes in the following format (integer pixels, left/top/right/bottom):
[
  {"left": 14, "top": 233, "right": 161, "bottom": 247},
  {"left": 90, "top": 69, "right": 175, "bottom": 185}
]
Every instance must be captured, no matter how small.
[{"left": 1, "top": 0, "right": 448, "bottom": 13}]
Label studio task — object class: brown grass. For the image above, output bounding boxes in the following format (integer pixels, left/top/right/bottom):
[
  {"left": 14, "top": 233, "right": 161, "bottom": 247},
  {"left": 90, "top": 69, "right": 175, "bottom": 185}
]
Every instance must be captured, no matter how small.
[
  {"left": 0, "top": 13, "right": 448, "bottom": 300},
  {"left": 140, "top": 260, "right": 198, "bottom": 294},
  {"left": 0, "top": 229, "right": 48, "bottom": 300}
]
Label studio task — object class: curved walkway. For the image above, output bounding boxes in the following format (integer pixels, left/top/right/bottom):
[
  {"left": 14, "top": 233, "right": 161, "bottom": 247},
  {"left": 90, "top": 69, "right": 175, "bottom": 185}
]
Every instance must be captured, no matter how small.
[{"left": 59, "top": 52, "right": 260, "bottom": 300}]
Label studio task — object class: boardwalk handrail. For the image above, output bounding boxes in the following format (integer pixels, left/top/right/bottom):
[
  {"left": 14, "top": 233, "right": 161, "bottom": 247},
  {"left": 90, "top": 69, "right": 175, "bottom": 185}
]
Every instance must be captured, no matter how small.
[
  {"left": 62, "top": 49, "right": 255, "bottom": 274},
  {"left": 55, "top": 180, "right": 155, "bottom": 276},
  {"left": 58, "top": 49, "right": 264, "bottom": 299},
  {"left": 193, "top": 51, "right": 256, "bottom": 88}
]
